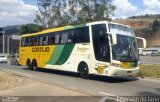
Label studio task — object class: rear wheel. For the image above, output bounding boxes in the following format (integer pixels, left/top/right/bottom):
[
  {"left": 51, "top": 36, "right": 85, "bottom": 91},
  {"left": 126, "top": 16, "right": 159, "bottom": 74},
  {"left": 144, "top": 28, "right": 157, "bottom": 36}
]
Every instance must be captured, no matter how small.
[
  {"left": 78, "top": 63, "right": 89, "bottom": 79},
  {"left": 32, "top": 60, "right": 38, "bottom": 71}
]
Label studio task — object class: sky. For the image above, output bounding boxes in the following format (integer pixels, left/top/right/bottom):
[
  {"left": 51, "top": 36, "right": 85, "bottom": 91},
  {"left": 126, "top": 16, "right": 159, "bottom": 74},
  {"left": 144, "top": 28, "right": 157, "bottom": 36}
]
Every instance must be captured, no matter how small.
[{"left": 0, "top": 0, "right": 160, "bottom": 27}]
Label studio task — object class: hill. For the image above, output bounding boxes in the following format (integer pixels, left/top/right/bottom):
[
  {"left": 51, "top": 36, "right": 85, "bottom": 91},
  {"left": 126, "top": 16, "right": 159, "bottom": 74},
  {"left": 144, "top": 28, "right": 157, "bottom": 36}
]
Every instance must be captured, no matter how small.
[{"left": 112, "top": 18, "right": 160, "bottom": 47}]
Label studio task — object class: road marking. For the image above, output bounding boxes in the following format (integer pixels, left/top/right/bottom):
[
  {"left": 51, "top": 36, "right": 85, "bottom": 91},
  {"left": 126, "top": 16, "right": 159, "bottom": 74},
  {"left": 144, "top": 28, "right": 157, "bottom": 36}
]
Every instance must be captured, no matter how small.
[
  {"left": 98, "top": 91, "right": 116, "bottom": 97},
  {"left": 2, "top": 69, "right": 34, "bottom": 77}
]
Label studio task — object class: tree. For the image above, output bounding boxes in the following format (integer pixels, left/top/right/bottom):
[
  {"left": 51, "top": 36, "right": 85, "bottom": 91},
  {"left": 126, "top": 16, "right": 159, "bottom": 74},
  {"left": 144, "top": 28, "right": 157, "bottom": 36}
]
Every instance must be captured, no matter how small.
[
  {"left": 151, "top": 20, "right": 160, "bottom": 31},
  {"left": 35, "top": 0, "right": 116, "bottom": 28},
  {"left": 20, "top": 24, "right": 43, "bottom": 34},
  {"left": 78, "top": 0, "right": 115, "bottom": 22}
]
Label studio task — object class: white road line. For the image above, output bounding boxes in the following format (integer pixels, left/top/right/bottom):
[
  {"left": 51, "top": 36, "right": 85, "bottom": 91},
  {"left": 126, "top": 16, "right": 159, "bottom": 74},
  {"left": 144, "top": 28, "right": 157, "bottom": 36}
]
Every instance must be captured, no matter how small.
[
  {"left": 2, "top": 69, "right": 34, "bottom": 77},
  {"left": 98, "top": 91, "right": 116, "bottom": 97}
]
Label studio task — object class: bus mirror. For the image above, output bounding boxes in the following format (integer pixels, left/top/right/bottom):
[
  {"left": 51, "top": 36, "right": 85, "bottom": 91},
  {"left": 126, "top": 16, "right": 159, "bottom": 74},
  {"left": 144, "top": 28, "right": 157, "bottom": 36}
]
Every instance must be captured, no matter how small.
[
  {"left": 136, "top": 37, "right": 147, "bottom": 49},
  {"left": 108, "top": 32, "right": 117, "bottom": 45}
]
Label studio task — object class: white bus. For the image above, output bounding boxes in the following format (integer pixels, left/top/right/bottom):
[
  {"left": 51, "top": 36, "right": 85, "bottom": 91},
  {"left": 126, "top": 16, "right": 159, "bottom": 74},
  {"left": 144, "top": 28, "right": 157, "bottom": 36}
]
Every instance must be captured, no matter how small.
[{"left": 19, "top": 21, "right": 146, "bottom": 78}]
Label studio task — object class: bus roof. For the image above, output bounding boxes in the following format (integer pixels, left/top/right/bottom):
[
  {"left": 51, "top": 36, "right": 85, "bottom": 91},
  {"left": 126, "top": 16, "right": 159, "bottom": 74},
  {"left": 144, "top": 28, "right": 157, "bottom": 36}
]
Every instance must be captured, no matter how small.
[
  {"left": 21, "top": 21, "right": 131, "bottom": 37},
  {"left": 22, "top": 24, "right": 86, "bottom": 37}
]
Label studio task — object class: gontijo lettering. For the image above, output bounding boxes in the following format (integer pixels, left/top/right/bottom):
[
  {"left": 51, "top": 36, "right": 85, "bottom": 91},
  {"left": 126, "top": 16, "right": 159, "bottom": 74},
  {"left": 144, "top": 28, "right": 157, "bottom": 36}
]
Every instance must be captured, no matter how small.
[{"left": 32, "top": 47, "right": 49, "bottom": 52}]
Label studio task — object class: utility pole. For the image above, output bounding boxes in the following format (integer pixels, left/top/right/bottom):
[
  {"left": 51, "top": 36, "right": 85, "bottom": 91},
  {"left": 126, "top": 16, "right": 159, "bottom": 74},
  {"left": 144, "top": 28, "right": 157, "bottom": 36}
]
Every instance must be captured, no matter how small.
[
  {"left": 3, "top": 31, "right": 5, "bottom": 54},
  {"left": 0, "top": 30, "right": 5, "bottom": 54},
  {"left": 7, "top": 36, "right": 11, "bottom": 54}
]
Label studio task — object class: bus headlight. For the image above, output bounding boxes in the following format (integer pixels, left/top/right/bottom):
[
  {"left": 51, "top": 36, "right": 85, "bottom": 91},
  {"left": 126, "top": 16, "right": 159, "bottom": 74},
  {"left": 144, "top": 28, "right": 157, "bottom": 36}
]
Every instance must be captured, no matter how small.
[{"left": 111, "top": 63, "right": 122, "bottom": 68}]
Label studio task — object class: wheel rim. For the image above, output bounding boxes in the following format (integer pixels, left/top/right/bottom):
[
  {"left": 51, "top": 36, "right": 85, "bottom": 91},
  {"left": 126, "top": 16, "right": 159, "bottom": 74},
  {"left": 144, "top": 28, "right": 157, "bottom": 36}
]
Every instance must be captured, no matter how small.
[{"left": 80, "top": 65, "right": 88, "bottom": 78}]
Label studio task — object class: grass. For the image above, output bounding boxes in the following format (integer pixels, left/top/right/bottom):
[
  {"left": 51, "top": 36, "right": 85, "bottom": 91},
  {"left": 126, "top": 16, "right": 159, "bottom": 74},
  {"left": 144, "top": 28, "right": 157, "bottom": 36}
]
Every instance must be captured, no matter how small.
[{"left": 138, "top": 65, "right": 160, "bottom": 78}]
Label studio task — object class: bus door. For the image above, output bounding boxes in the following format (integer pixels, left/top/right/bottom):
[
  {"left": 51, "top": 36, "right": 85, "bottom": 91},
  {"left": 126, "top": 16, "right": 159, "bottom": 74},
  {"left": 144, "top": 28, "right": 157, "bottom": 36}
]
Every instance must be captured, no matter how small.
[
  {"left": 92, "top": 24, "right": 110, "bottom": 62},
  {"left": 98, "top": 35, "right": 110, "bottom": 62}
]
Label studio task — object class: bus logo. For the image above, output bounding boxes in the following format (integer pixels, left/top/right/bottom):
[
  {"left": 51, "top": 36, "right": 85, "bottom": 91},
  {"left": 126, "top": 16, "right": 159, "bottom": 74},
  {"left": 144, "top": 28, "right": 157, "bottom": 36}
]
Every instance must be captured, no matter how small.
[{"left": 32, "top": 47, "right": 50, "bottom": 52}]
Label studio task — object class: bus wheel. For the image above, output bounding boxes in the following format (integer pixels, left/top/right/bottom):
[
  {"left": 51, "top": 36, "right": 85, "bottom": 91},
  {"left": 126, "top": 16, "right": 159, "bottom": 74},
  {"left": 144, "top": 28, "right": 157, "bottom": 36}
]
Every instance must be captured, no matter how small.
[
  {"left": 78, "top": 63, "right": 89, "bottom": 79},
  {"left": 27, "top": 60, "right": 32, "bottom": 70},
  {"left": 32, "top": 60, "right": 38, "bottom": 71}
]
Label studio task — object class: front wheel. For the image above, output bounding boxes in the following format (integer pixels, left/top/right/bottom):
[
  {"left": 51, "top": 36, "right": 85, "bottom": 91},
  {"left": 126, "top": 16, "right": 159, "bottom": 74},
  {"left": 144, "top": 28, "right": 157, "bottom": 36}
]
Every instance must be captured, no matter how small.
[{"left": 78, "top": 63, "right": 89, "bottom": 79}]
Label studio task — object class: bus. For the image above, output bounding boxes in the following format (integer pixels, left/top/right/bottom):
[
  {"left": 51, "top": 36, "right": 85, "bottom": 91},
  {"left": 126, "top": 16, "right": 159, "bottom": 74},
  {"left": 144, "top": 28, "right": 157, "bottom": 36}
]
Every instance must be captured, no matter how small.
[{"left": 19, "top": 21, "right": 146, "bottom": 78}]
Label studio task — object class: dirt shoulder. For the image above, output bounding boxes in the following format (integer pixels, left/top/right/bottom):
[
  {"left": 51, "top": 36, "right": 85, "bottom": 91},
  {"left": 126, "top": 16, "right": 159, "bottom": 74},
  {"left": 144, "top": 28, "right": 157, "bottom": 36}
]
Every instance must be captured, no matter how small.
[{"left": 0, "top": 71, "right": 87, "bottom": 96}]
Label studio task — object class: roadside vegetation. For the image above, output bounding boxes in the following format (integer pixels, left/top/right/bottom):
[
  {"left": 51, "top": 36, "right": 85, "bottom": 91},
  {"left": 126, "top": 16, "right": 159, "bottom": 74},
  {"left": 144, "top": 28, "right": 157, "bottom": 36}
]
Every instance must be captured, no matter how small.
[
  {"left": 138, "top": 65, "right": 160, "bottom": 78},
  {"left": 134, "top": 19, "right": 160, "bottom": 47}
]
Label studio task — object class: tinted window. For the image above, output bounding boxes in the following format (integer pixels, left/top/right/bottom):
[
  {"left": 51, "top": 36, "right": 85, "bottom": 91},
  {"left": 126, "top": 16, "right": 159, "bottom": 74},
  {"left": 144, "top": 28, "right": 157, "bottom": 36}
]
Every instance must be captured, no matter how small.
[
  {"left": 67, "top": 31, "right": 74, "bottom": 43},
  {"left": 61, "top": 32, "right": 68, "bottom": 44},
  {"left": 24, "top": 37, "right": 33, "bottom": 46},
  {"left": 21, "top": 26, "right": 90, "bottom": 46},
  {"left": 33, "top": 36, "right": 39, "bottom": 46},
  {"left": 21, "top": 38, "right": 25, "bottom": 47},
  {"left": 72, "top": 27, "right": 90, "bottom": 43},
  {"left": 55, "top": 34, "right": 60, "bottom": 44},
  {"left": 48, "top": 33, "right": 55, "bottom": 45},
  {"left": 39, "top": 35, "right": 48, "bottom": 45},
  {"left": 92, "top": 24, "right": 110, "bottom": 62}
]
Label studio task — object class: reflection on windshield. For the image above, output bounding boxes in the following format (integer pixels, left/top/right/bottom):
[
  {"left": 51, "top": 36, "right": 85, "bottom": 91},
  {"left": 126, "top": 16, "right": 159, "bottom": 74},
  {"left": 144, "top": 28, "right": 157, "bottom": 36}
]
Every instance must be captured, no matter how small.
[{"left": 112, "top": 34, "right": 139, "bottom": 62}]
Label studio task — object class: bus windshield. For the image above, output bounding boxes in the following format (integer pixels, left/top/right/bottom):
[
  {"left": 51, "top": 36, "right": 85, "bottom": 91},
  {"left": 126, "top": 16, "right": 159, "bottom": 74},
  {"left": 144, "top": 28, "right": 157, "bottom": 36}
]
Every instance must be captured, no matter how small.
[
  {"left": 109, "top": 24, "right": 138, "bottom": 62},
  {"left": 112, "top": 34, "right": 139, "bottom": 62}
]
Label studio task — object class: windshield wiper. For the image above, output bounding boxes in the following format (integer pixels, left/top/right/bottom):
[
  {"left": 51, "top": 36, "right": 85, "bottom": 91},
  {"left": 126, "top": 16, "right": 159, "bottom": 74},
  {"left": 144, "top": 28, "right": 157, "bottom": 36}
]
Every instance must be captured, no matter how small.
[{"left": 120, "top": 44, "right": 137, "bottom": 62}]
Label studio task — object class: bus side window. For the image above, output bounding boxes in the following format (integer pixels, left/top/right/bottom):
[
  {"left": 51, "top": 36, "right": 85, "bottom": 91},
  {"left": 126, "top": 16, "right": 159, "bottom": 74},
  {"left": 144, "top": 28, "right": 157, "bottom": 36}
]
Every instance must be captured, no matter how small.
[
  {"left": 73, "top": 30, "right": 81, "bottom": 43},
  {"left": 34, "top": 36, "right": 39, "bottom": 46},
  {"left": 73, "top": 27, "right": 89, "bottom": 43},
  {"left": 78, "top": 27, "right": 90, "bottom": 43},
  {"left": 25, "top": 37, "right": 30, "bottom": 46},
  {"left": 55, "top": 34, "right": 60, "bottom": 44},
  {"left": 43, "top": 36, "right": 48, "bottom": 45},
  {"left": 48, "top": 33, "right": 55, "bottom": 45},
  {"left": 61, "top": 32, "right": 68, "bottom": 44},
  {"left": 29, "top": 37, "right": 34, "bottom": 46},
  {"left": 21, "top": 38, "right": 25, "bottom": 47},
  {"left": 68, "top": 30, "right": 74, "bottom": 43},
  {"left": 39, "top": 36, "right": 43, "bottom": 45}
]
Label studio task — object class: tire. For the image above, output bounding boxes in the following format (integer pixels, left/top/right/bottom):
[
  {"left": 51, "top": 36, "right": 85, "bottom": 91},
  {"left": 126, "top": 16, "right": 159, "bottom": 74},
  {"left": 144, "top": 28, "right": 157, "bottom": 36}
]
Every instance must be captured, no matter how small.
[
  {"left": 78, "top": 63, "right": 89, "bottom": 79},
  {"left": 32, "top": 60, "right": 38, "bottom": 71},
  {"left": 27, "top": 60, "right": 32, "bottom": 70}
]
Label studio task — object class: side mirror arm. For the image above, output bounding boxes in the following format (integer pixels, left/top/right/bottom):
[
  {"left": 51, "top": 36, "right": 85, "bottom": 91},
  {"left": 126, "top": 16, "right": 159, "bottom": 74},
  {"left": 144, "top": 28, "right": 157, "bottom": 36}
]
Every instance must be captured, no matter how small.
[
  {"left": 107, "top": 32, "right": 117, "bottom": 45},
  {"left": 136, "top": 37, "right": 147, "bottom": 48}
]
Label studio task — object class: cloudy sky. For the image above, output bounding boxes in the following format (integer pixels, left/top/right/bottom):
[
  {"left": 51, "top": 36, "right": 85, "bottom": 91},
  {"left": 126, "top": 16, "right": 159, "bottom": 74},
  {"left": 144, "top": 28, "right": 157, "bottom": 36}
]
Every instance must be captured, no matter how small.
[{"left": 0, "top": 0, "right": 160, "bottom": 27}]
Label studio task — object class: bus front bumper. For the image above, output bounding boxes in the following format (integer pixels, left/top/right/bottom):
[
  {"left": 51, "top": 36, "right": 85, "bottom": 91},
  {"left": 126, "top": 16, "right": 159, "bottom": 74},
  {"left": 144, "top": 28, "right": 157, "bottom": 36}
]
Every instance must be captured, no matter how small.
[{"left": 105, "top": 66, "right": 139, "bottom": 77}]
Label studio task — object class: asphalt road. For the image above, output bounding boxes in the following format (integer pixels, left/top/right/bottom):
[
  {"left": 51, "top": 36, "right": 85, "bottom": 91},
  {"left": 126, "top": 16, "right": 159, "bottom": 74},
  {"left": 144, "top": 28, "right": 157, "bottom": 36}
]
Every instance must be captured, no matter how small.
[
  {"left": 140, "top": 56, "right": 160, "bottom": 64},
  {"left": 0, "top": 64, "right": 160, "bottom": 98}
]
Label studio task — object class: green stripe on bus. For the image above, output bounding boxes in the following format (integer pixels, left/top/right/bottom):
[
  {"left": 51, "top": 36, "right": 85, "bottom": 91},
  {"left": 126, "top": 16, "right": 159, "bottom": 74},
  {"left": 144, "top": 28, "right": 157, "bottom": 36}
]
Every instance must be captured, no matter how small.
[
  {"left": 64, "top": 24, "right": 86, "bottom": 30},
  {"left": 47, "top": 45, "right": 65, "bottom": 64},
  {"left": 64, "top": 26, "right": 74, "bottom": 30},
  {"left": 129, "top": 62, "right": 138, "bottom": 67},
  {"left": 74, "top": 24, "right": 86, "bottom": 29},
  {"left": 55, "top": 44, "right": 75, "bottom": 65}
]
